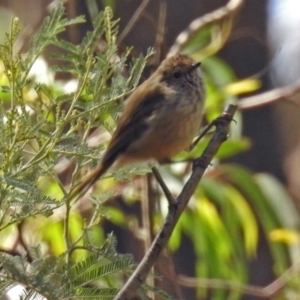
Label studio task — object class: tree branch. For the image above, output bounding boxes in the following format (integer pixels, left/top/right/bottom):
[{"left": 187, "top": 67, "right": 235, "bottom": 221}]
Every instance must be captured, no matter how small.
[
  {"left": 238, "top": 78, "right": 300, "bottom": 110},
  {"left": 168, "top": 0, "right": 244, "bottom": 57},
  {"left": 114, "top": 104, "right": 237, "bottom": 299},
  {"left": 151, "top": 166, "right": 175, "bottom": 205},
  {"left": 177, "top": 258, "right": 300, "bottom": 298},
  {"left": 117, "top": 0, "right": 150, "bottom": 44}
]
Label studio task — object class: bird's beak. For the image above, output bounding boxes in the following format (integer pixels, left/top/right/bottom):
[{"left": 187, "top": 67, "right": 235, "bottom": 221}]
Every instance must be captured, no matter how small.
[{"left": 188, "top": 62, "right": 201, "bottom": 73}]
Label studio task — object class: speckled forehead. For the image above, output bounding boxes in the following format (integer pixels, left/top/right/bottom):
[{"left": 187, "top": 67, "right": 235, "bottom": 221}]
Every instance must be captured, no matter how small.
[
  {"left": 159, "top": 55, "right": 196, "bottom": 75},
  {"left": 164, "top": 55, "right": 194, "bottom": 68}
]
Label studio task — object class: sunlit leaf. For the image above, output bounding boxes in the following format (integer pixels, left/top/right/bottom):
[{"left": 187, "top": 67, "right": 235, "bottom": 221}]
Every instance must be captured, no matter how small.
[
  {"left": 222, "top": 165, "right": 290, "bottom": 274},
  {"left": 223, "top": 185, "right": 258, "bottom": 255},
  {"left": 225, "top": 79, "right": 261, "bottom": 96},
  {"left": 270, "top": 229, "right": 300, "bottom": 244}
]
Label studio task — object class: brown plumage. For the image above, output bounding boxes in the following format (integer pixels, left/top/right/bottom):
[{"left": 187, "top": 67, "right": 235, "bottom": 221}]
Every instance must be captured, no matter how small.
[{"left": 69, "top": 54, "right": 206, "bottom": 201}]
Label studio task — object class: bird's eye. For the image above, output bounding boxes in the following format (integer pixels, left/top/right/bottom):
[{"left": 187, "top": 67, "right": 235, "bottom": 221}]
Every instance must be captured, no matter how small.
[{"left": 173, "top": 72, "right": 182, "bottom": 79}]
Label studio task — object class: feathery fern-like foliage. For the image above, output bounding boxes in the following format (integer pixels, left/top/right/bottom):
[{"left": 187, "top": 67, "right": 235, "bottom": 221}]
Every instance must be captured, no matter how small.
[{"left": 0, "top": 3, "right": 154, "bottom": 299}]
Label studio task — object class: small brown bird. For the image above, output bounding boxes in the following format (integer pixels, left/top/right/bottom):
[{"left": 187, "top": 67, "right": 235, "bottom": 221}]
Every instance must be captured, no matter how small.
[{"left": 69, "top": 54, "right": 206, "bottom": 200}]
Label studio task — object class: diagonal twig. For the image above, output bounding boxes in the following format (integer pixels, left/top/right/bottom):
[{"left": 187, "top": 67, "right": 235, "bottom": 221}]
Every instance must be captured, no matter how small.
[
  {"left": 151, "top": 166, "right": 175, "bottom": 205},
  {"left": 118, "top": 0, "right": 150, "bottom": 45}
]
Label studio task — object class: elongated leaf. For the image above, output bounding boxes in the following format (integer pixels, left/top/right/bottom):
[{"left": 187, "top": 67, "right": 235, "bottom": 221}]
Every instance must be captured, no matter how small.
[{"left": 223, "top": 164, "right": 290, "bottom": 274}]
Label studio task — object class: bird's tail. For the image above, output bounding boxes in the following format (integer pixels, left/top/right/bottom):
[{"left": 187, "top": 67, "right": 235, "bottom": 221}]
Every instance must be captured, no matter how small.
[{"left": 68, "top": 163, "right": 109, "bottom": 202}]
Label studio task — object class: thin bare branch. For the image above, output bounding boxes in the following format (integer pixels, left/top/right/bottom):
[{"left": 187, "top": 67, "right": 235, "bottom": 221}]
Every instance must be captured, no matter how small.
[
  {"left": 151, "top": 166, "right": 175, "bottom": 205},
  {"left": 177, "top": 259, "right": 300, "bottom": 298},
  {"left": 239, "top": 79, "right": 300, "bottom": 110},
  {"left": 168, "top": 0, "right": 244, "bottom": 57},
  {"left": 141, "top": 175, "right": 155, "bottom": 298},
  {"left": 118, "top": 0, "right": 150, "bottom": 44},
  {"left": 153, "top": 0, "right": 167, "bottom": 64}
]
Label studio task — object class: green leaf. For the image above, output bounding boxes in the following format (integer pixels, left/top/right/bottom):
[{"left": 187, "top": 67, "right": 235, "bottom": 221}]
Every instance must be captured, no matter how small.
[
  {"left": 223, "top": 164, "right": 290, "bottom": 274},
  {"left": 255, "top": 173, "right": 300, "bottom": 262},
  {"left": 172, "top": 13, "right": 233, "bottom": 59}
]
